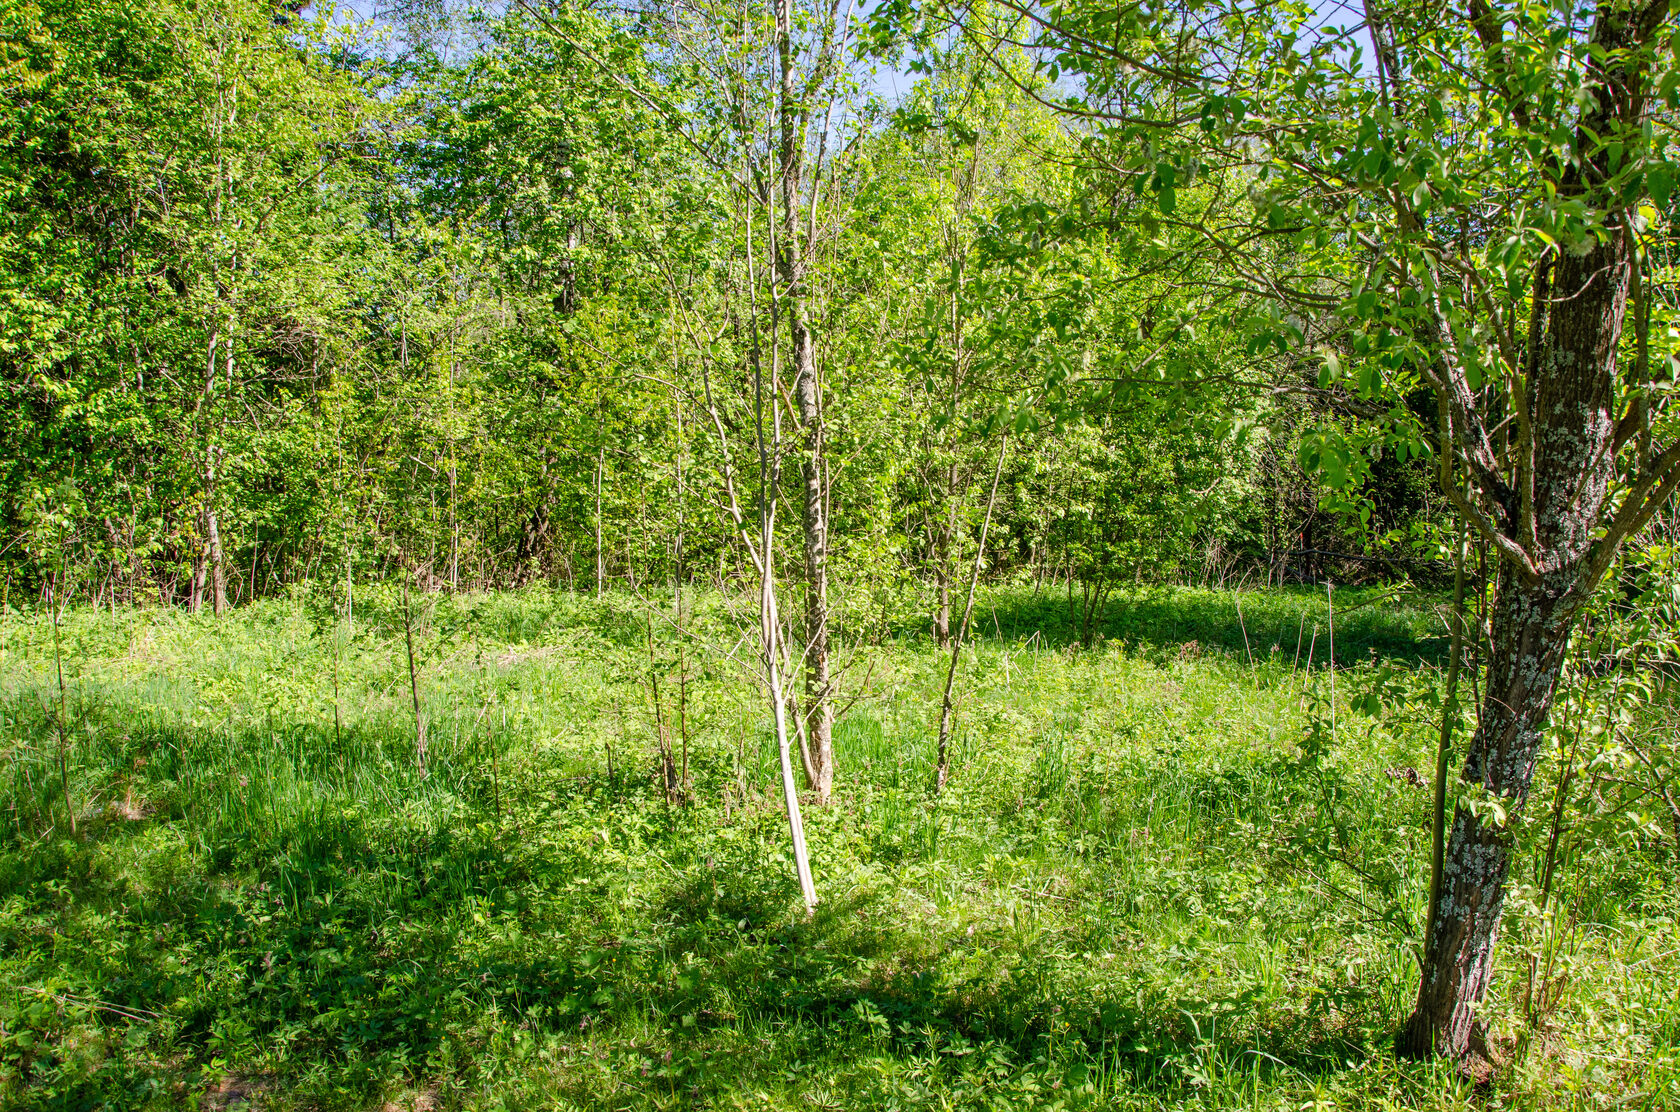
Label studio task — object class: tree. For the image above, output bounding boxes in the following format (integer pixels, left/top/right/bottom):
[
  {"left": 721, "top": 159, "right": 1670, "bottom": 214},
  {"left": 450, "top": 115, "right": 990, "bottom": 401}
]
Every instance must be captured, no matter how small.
[
  {"left": 769, "top": 0, "right": 861, "bottom": 805},
  {"left": 886, "top": 0, "right": 1680, "bottom": 1061},
  {"left": 0, "top": 0, "right": 374, "bottom": 608}
]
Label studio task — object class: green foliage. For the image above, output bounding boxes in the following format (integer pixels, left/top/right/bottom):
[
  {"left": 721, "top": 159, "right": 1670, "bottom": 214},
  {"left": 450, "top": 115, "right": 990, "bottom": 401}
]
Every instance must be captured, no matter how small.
[
  {"left": 0, "top": 0, "right": 1384, "bottom": 607},
  {"left": 1, "top": 587, "right": 1674, "bottom": 1108}
]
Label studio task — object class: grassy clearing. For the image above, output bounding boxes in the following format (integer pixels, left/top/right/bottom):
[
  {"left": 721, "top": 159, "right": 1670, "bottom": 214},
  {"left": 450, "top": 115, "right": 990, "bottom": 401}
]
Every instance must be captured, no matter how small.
[{"left": 0, "top": 585, "right": 1674, "bottom": 1110}]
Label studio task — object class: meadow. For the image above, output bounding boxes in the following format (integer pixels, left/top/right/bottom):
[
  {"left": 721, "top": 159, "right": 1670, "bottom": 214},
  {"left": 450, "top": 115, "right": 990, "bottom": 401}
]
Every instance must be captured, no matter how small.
[{"left": 1, "top": 584, "right": 1674, "bottom": 1110}]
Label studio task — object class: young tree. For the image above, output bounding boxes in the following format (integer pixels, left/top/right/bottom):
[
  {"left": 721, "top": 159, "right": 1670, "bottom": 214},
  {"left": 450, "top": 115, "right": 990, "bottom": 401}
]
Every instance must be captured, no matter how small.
[{"left": 770, "top": 0, "right": 860, "bottom": 805}]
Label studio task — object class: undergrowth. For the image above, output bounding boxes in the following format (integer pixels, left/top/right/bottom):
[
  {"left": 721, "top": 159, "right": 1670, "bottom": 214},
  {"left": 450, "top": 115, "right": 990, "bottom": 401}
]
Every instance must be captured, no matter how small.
[{"left": 0, "top": 584, "right": 1674, "bottom": 1110}]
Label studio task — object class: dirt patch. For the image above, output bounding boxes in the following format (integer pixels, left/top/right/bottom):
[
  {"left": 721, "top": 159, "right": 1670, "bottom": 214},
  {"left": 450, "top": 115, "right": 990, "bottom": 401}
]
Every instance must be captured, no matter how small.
[{"left": 203, "top": 1073, "right": 273, "bottom": 1111}]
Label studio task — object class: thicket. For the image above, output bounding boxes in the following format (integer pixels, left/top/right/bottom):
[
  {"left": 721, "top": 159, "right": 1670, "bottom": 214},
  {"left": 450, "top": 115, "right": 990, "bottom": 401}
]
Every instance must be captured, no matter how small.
[
  {"left": 0, "top": 0, "right": 1428, "bottom": 608},
  {"left": 7, "top": 0, "right": 1680, "bottom": 1095}
]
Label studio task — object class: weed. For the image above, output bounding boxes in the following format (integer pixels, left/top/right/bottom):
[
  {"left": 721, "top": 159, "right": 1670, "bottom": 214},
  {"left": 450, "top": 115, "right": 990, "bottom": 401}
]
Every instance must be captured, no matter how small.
[{"left": 0, "top": 585, "right": 1673, "bottom": 1110}]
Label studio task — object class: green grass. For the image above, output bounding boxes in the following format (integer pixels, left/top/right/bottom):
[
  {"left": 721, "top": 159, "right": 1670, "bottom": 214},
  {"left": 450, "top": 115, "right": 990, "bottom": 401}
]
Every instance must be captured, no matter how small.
[{"left": 0, "top": 584, "right": 1674, "bottom": 1110}]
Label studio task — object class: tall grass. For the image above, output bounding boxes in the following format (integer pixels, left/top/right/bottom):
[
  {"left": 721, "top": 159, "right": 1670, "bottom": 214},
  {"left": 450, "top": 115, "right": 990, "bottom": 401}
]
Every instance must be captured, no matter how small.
[{"left": 0, "top": 584, "right": 1673, "bottom": 1110}]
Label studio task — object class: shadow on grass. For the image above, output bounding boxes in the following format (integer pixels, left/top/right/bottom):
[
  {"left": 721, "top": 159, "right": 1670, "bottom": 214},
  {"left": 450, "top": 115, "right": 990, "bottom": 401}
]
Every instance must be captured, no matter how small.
[
  {"left": 0, "top": 587, "right": 1428, "bottom": 1112},
  {"left": 3, "top": 747, "right": 1396, "bottom": 1108},
  {"left": 625, "top": 876, "right": 1398, "bottom": 1104},
  {"left": 954, "top": 584, "right": 1448, "bottom": 666}
]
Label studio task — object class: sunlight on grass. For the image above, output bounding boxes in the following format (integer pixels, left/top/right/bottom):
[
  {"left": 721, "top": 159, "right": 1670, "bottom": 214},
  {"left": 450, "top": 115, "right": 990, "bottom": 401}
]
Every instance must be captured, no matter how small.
[{"left": 0, "top": 586, "right": 1674, "bottom": 1109}]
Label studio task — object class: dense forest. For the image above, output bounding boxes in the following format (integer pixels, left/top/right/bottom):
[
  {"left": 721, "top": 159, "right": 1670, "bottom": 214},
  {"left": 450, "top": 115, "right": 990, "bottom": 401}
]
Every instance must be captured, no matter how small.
[{"left": 4, "top": 0, "right": 1680, "bottom": 1107}]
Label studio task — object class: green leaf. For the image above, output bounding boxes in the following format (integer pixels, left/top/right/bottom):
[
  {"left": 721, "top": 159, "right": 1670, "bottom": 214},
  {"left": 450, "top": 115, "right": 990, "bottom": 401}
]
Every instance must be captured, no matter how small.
[{"left": 1649, "top": 162, "right": 1674, "bottom": 208}]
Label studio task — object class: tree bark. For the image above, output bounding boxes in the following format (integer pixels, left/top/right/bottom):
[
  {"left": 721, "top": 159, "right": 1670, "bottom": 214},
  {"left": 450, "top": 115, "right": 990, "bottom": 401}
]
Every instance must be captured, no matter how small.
[
  {"left": 1398, "top": 247, "right": 1623, "bottom": 1057},
  {"left": 775, "top": 0, "right": 832, "bottom": 804},
  {"left": 206, "top": 505, "right": 227, "bottom": 616},
  {"left": 206, "top": 436, "right": 226, "bottom": 618},
  {"left": 1398, "top": 564, "right": 1576, "bottom": 1058},
  {"left": 795, "top": 327, "right": 832, "bottom": 804},
  {"left": 189, "top": 549, "right": 205, "bottom": 613},
  {"left": 515, "top": 502, "right": 550, "bottom": 587},
  {"left": 933, "top": 546, "right": 952, "bottom": 647},
  {"left": 594, "top": 441, "right": 605, "bottom": 598},
  {"left": 931, "top": 458, "right": 961, "bottom": 648},
  {"left": 1400, "top": 3, "right": 1654, "bottom": 1047}
]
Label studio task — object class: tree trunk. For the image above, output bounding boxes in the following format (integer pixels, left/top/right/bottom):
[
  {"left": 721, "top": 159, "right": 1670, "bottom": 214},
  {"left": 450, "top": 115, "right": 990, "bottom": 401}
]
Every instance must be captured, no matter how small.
[
  {"left": 933, "top": 558, "right": 952, "bottom": 647},
  {"left": 1400, "top": 24, "right": 1645, "bottom": 1046},
  {"left": 189, "top": 549, "right": 205, "bottom": 613},
  {"left": 204, "top": 440, "right": 226, "bottom": 616},
  {"left": 1398, "top": 564, "right": 1575, "bottom": 1058},
  {"left": 775, "top": 0, "right": 832, "bottom": 804},
  {"left": 594, "top": 442, "right": 605, "bottom": 598},
  {"left": 206, "top": 507, "right": 227, "bottom": 616},
  {"left": 794, "top": 316, "right": 832, "bottom": 803},
  {"left": 515, "top": 502, "right": 550, "bottom": 587},
  {"left": 767, "top": 568, "right": 817, "bottom": 913}
]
